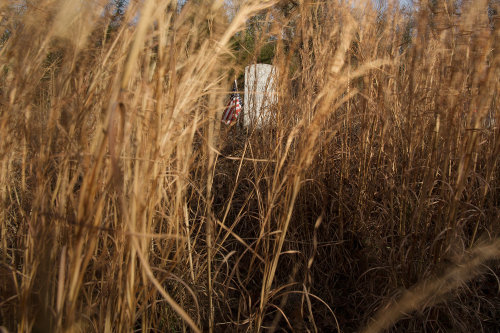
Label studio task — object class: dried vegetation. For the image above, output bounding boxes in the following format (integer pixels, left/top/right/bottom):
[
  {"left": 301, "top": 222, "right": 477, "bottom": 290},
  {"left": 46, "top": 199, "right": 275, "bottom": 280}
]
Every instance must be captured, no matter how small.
[{"left": 0, "top": 0, "right": 499, "bottom": 332}]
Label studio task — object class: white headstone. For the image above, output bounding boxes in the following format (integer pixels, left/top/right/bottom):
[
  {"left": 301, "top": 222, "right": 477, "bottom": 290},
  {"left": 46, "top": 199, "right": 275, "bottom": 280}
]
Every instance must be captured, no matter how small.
[{"left": 244, "top": 64, "right": 277, "bottom": 128}]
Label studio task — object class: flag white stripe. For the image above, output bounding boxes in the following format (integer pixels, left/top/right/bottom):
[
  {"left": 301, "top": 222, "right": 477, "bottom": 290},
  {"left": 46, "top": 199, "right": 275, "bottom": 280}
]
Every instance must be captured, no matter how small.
[{"left": 221, "top": 96, "right": 241, "bottom": 125}]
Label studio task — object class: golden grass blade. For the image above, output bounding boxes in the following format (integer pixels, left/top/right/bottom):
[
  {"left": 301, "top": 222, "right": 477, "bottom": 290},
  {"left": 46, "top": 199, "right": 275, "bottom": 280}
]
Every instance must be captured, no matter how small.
[{"left": 362, "top": 238, "right": 500, "bottom": 333}]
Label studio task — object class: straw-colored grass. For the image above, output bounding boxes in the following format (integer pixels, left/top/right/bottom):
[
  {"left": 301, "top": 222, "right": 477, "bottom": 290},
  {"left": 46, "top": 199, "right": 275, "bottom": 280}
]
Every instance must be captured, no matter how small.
[{"left": 0, "top": 0, "right": 499, "bottom": 332}]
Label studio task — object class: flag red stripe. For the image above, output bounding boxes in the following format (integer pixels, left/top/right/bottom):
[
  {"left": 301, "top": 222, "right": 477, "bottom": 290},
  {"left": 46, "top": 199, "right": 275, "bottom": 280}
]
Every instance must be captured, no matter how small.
[{"left": 221, "top": 96, "right": 241, "bottom": 125}]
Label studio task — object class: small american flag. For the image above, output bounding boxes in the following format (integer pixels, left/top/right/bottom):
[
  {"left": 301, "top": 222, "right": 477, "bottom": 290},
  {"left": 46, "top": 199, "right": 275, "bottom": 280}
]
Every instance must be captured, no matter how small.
[{"left": 221, "top": 80, "right": 242, "bottom": 125}]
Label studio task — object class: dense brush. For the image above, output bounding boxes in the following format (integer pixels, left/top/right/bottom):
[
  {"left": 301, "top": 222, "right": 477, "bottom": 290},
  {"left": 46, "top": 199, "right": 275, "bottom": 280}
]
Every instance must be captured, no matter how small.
[{"left": 0, "top": 0, "right": 499, "bottom": 332}]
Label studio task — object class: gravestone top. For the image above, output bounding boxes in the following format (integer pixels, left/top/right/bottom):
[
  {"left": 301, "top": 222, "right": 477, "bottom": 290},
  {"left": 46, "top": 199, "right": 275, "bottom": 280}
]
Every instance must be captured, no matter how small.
[{"left": 244, "top": 64, "right": 277, "bottom": 128}]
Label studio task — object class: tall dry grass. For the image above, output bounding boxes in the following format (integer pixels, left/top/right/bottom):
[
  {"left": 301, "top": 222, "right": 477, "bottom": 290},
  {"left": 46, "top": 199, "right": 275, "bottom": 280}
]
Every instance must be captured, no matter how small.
[{"left": 0, "top": 0, "right": 499, "bottom": 332}]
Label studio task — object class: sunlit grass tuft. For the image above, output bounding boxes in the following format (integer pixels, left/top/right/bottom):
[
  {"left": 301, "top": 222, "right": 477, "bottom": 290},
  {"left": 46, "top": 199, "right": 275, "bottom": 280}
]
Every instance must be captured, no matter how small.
[{"left": 0, "top": 0, "right": 498, "bottom": 332}]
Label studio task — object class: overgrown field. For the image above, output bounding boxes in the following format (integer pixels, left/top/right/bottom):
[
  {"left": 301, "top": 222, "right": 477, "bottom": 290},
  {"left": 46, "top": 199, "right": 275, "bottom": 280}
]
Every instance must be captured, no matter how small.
[{"left": 0, "top": 0, "right": 499, "bottom": 332}]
